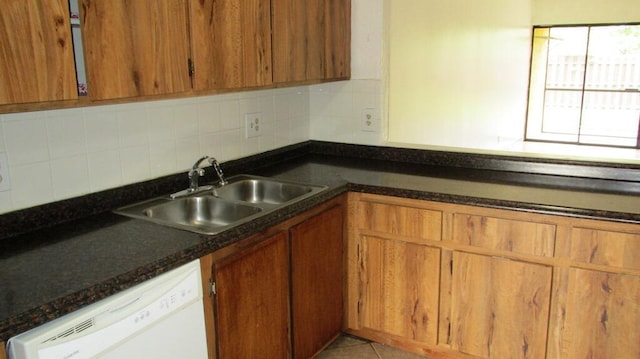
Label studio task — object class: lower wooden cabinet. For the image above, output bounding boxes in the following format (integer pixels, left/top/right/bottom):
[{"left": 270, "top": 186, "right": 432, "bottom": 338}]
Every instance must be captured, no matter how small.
[
  {"left": 347, "top": 192, "right": 640, "bottom": 359},
  {"left": 215, "top": 232, "right": 290, "bottom": 358},
  {"left": 359, "top": 236, "right": 440, "bottom": 345},
  {"left": 201, "top": 196, "right": 345, "bottom": 359},
  {"left": 448, "top": 252, "right": 552, "bottom": 359},
  {"left": 290, "top": 205, "right": 344, "bottom": 358}
]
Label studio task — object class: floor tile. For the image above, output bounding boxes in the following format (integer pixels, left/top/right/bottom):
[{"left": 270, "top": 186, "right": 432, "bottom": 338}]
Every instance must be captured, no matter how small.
[
  {"left": 316, "top": 343, "right": 380, "bottom": 359},
  {"left": 372, "top": 343, "right": 428, "bottom": 359}
]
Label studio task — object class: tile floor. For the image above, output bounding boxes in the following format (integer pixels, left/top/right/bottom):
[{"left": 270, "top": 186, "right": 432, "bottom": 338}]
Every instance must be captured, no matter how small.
[{"left": 316, "top": 334, "right": 430, "bottom": 359}]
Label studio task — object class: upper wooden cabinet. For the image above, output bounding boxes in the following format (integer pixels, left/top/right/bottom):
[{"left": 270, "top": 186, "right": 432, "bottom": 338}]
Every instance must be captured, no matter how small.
[
  {"left": 0, "top": 0, "right": 78, "bottom": 105},
  {"left": 80, "top": 0, "right": 192, "bottom": 100},
  {"left": 190, "top": 0, "right": 272, "bottom": 90},
  {"left": 1, "top": 0, "right": 350, "bottom": 109},
  {"left": 272, "top": 0, "right": 350, "bottom": 84}
]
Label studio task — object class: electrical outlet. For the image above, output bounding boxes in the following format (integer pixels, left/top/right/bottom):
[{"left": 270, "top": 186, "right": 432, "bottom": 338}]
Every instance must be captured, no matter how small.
[
  {"left": 0, "top": 152, "right": 11, "bottom": 192},
  {"left": 245, "top": 113, "right": 263, "bottom": 138},
  {"left": 361, "top": 108, "right": 378, "bottom": 132}
]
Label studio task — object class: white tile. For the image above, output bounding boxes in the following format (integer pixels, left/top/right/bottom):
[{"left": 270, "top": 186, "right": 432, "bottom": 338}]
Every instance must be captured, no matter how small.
[
  {"left": 176, "top": 137, "right": 201, "bottom": 170},
  {"left": 117, "top": 108, "right": 148, "bottom": 148},
  {"left": 3, "top": 117, "right": 49, "bottom": 165},
  {"left": 0, "top": 120, "right": 5, "bottom": 151},
  {"left": 0, "top": 191, "right": 13, "bottom": 214},
  {"left": 197, "top": 101, "right": 221, "bottom": 134},
  {"left": 174, "top": 104, "right": 199, "bottom": 139},
  {"left": 199, "top": 133, "right": 222, "bottom": 157},
  {"left": 147, "top": 106, "right": 175, "bottom": 143},
  {"left": 120, "top": 145, "right": 151, "bottom": 183},
  {"left": 10, "top": 162, "right": 54, "bottom": 210},
  {"left": 85, "top": 111, "right": 119, "bottom": 153},
  {"left": 219, "top": 98, "right": 240, "bottom": 131},
  {"left": 211, "top": 130, "right": 242, "bottom": 161},
  {"left": 50, "top": 155, "right": 90, "bottom": 200},
  {"left": 149, "top": 141, "right": 177, "bottom": 177},
  {"left": 88, "top": 150, "right": 122, "bottom": 192},
  {"left": 46, "top": 112, "right": 86, "bottom": 159}
]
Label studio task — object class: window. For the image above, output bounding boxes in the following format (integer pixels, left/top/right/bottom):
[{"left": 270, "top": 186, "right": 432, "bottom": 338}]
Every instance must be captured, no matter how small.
[{"left": 526, "top": 24, "right": 640, "bottom": 148}]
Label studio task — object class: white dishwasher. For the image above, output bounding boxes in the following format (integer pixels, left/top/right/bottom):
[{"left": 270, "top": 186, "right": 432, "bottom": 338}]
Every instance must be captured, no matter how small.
[{"left": 7, "top": 259, "right": 208, "bottom": 359}]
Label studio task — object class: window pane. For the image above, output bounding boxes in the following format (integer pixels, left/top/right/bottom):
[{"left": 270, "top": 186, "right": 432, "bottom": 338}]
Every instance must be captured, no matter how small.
[
  {"left": 585, "top": 25, "right": 640, "bottom": 91},
  {"left": 546, "top": 27, "right": 589, "bottom": 90},
  {"left": 580, "top": 91, "right": 640, "bottom": 146},
  {"left": 541, "top": 90, "right": 581, "bottom": 139}
]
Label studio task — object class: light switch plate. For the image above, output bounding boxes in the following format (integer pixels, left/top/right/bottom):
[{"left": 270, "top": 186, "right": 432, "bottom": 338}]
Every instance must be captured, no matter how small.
[{"left": 0, "top": 152, "right": 11, "bottom": 192}]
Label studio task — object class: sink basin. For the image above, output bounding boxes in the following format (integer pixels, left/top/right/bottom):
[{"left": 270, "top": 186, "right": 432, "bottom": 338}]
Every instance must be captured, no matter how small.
[
  {"left": 214, "top": 176, "right": 319, "bottom": 205},
  {"left": 146, "top": 196, "right": 262, "bottom": 227},
  {"left": 117, "top": 196, "right": 262, "bottom": 235},
  {"left": 115, "top": 175, "right": 327, "bottom": 235}
]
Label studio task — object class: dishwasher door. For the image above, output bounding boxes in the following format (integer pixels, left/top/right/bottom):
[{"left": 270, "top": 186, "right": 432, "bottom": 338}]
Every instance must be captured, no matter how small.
[{"left": 8, "top": 259, "right": 208, "bottom": 359}]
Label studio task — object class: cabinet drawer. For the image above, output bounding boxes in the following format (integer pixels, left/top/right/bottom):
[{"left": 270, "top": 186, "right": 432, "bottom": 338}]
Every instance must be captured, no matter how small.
[
  {"left": 569, "top": 227, "right": 640, "bottom": 270},
  {"left": 357, "top": 201, "right": 442, "bottom": 242},
  {"left": 452, "top": 214, "right": 556, "bottom": 257}
]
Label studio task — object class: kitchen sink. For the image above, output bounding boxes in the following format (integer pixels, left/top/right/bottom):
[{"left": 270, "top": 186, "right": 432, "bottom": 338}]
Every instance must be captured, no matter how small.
[
  {"left": 115, "top": 175, "right": 327, "bottom": 235},
  {"left": 213, "top": 176, "right": 319, "bottom": 205}
]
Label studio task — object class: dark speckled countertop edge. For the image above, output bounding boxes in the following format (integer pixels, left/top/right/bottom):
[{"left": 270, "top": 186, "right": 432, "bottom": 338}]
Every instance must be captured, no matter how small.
[{"left": 1, "top": 141, "right": 640, "bottom": 341}]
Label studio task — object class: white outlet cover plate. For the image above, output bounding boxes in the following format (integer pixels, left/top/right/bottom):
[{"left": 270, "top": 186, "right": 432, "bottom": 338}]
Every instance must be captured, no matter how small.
[
  {"left": 0, "top": 152, "right": 11, "bottom": 192},
  {"left": 361, "top": 108, "right": 378, "bottom": 132},
  {"left": 245, "top": 113, "right": 263, "bottom": 138}
]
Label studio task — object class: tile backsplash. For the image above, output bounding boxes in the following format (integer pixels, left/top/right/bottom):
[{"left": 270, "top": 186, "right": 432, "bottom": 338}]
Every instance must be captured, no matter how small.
[{"left": 0, "top": 79, "right": 383, "bottom": 214}]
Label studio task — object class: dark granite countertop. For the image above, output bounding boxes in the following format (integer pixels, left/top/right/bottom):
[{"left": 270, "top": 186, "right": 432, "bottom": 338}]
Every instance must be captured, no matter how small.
[{"left": 1, "top": 141, "right": 640, "bottom": 341}]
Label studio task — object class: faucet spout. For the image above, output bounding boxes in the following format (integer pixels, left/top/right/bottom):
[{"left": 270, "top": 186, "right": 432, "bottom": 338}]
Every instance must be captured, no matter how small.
[
  {"left": 188, "top": 155, "right": 210, "bottom": 192},
  {"left": 208, "top": 157, "right": 227, "bottom": 186}
]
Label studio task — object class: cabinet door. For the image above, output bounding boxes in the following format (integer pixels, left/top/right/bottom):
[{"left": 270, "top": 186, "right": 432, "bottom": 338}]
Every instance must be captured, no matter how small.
[
  {"left": 0, "top": 0, "right": 77, "bottom": 105},
  {"left": 272, "top": 0, "right": 350, "bottom": 83},
  {"left": 272, "top": 0, "right": 324, "bottom": 83},
  {"left": 449, "top": 252, "right": 552, "bottom": 359},
  {"left": 558, "top": 268, "right": 640, "bottom": 358},
  {"left": 81, "top": 0, "right": 192, "bottom": 100},
  {"left": 190, "top": 0, "right": 272, "bottom": 90},
  {"left": 290, "top": 205, "right": 343, "bottom": 359},
  {"left": 324, "top": 0, "right": 350, "bottom": 80},
  {"left": 214, "top": 232, "right": 290, "bottom": 359},
  {"left": 359, "top": 236, "right": 440, "bottom": 345}
]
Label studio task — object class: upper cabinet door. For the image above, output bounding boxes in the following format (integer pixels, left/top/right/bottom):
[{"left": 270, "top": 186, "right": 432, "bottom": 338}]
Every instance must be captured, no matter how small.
[
  {"left": 80, "top": 0, "right": 192, "bottom": 100},
  {"left": 272, "top": 0, "right": 350, "bottom": 84},
  {"left": 190, "top": 0, "right": 272, "bottom": 90},
  {"left": 324, "top": 0, "right": 350, "bottom": 80},
  {"left": 272, "top": 0, "right": 325, "bottom": 83},
  {"left": 0, "top": 0, "right": 78, "bottom": 105}
]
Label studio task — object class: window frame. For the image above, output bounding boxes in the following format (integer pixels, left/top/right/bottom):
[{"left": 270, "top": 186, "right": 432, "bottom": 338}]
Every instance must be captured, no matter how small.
[{"left": 525, "top": 23, "right": 640, "bottom": 149}]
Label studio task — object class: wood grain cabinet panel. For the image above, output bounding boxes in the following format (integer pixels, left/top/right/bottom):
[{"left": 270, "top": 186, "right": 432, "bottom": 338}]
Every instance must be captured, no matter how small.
[
  {"left": 569, "top": 227, "right": 640, "bottom": 271},
  {"left": 559, "top": 268, "right": 640, "bottom": 358},
  {"left": 452, "top": 213, "right": 556, "bottom": 257},
  {"left": 358, "top": 201, "right": 442, "bottom": 243},
  {"left": 0, "top": 0, "right": 77, "bottom": 105},
  {"left": 359, "top": 236, "right": 440, "bottom": 344},
  {"left": 449, "top": 252, "right": 552, "bottom": 359},
  {"left": 290, "top": 206, "right": 344, "bottom": 359},
  {"left": 272, "top": 0, "right": 350, "bottom": 84},
  {"left": 214, "top": 232, "right": 290, "bottom": 359},
  {"left": 189, "top": 0, "right": 272, "bottom": 90},
  {"left": 81, "top": 0, "right": 192, "bottom": 100}
]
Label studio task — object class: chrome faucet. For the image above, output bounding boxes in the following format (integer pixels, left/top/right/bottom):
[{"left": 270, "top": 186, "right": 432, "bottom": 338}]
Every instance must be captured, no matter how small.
[
  {"left": 170, "top": 155, "right": 214, "bottom": 199},
  {"left": 188, "top": 155, "right": 210, "bottom": 192},
  {"left": 208, "top": 157, "right": 227, "bottom": 186}
]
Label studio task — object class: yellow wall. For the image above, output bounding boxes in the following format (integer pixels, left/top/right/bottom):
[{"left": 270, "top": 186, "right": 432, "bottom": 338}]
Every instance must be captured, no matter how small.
[
  {"left": 386, "top": 0, "right": 532, "bottom": 150},
  {"left": 386, "top": 0, "right": 639, "bottom": 155},
  {"left": 533, "top": 0, "right": 640, "bottom": 25}
]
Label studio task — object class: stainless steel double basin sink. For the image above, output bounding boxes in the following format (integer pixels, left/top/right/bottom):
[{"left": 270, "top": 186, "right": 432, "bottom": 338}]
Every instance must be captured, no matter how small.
[{"left": 115, "top": 175, "right": 327, "bottom": 235}]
